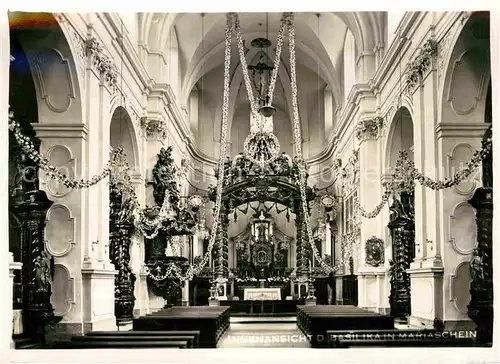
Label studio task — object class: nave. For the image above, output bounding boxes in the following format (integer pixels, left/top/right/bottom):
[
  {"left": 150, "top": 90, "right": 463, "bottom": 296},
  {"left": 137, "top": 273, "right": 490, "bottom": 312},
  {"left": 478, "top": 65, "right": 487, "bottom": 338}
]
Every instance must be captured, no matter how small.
[{"left": 5, "top": 10, "right": 494, "bottom": 357}]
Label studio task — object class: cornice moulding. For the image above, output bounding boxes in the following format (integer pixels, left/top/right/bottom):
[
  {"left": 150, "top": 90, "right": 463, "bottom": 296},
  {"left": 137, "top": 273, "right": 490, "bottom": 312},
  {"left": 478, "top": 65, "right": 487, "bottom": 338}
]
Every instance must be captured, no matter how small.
[
  {"left": 435, "top": 123, "right": 490, "bottom": 139},
  {"left": 32, "top": 123, "right": 89, "bottom": 140}
]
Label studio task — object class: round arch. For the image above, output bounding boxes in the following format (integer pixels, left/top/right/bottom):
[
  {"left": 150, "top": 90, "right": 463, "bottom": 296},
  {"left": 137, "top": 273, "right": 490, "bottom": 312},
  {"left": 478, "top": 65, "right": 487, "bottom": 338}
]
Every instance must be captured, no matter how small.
[
  {"left": 8, "top": 12, "right": 83, "bottom": 127},
  {"left": 109, "top": 106, "right": 141, "bottom": 172},
  {"left": 439, "top": 12, "right": 490, "bottom": 125},
  {"left": 385, "top": 106, "right": 414, "bottom": 172}
]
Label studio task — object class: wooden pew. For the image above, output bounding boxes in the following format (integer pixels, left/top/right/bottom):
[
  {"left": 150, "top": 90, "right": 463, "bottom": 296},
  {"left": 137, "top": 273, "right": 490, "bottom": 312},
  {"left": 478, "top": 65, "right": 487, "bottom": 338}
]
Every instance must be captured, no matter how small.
[
  {"left": 86, "top": 330, "right": 200, "bottom": 348},
  {"left": 72, "top": 335, "right": 196, "bottom": 348},
  {"left": 68, "top": 340, "right": 189, "bottom": 349},
  {"left": 133, "top": 306, "right": 230, "bottom": 348},
  {"left": 296, "top": 306, "right": 394, "bottom": 348}
]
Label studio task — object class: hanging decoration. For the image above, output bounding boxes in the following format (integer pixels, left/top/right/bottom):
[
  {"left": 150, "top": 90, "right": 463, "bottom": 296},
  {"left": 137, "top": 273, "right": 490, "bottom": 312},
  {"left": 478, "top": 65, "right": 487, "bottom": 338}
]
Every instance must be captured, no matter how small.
[
  {"left": 406, "top": 39, "right": 438, "bottom": 91},
  {"left": 355, "top": 126, "right": 492, "bottom": 219},
  {"left": 236, "top": 13, "right": 287, "bottom": 167},
  {"left": 85, "top": 37, "right": 118, "bottom": 88},
  {"left": 8, "top": 13, "right": 493, "bottom": 282},
  {"left": 287, "top": 13, "right": 352, "bottom": 274},
  {"left": 9, "top": 113, "right": 120, "bottom": 189}
]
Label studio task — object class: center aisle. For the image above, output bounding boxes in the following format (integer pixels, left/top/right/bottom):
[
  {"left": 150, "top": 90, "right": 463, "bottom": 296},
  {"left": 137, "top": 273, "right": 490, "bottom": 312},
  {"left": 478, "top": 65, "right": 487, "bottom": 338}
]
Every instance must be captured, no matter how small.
[{"left": 217, "top": 316, "right": 311, "bottom": 348}]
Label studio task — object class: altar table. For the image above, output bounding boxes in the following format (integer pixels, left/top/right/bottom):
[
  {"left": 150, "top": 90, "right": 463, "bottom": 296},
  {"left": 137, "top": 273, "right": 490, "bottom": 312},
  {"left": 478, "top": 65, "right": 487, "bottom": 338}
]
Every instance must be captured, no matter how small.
[{"left": 243, "top": 287, "right": 281, "bottom": 301}]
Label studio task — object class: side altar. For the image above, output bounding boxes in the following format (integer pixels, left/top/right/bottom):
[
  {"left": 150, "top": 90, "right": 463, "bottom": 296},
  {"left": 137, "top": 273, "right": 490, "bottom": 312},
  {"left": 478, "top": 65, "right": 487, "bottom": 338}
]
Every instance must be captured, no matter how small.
[{"left": 244, "top": 287, "right": 281, "bottom": 301}]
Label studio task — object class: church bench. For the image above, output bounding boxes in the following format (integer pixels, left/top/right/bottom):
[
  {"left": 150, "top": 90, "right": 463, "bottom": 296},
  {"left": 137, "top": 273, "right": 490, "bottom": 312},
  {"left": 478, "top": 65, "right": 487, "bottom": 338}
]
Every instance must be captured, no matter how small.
[
  {"left": 296, "top": 306, "right": 394, "bottom": 348},
  {"left": 133, "top": 307, "right": 230, "bottom": 348},
  {"left": 68, "top": 340, "right": 189, "bottom": 349},
  {"left": 86, "top": 330, "right": 200, "bottom": 347},
  {"left": 297, "top": 307, "right": 384, "bottom": 334},
  {"left": 71, "top": 335, "right": 196, "bottom": 348},
  {"left": 144, "top": 312, "right": 229, "bottom": 337}
]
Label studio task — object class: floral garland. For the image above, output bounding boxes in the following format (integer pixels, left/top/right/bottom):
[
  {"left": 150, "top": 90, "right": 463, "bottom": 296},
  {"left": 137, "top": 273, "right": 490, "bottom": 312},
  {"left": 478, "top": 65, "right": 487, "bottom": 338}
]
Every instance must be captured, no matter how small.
[
  {"left": 9, "top": 113, "right": 119, "bottom": 189},
  {"left": 235, "top": 277, "right": 258, "bottom": 284},
  {"left": 287, "top": 15, "right": 353, "bottom": 274},
  {"left": 356, "top": 124, "right": 492, "bottom": 219},
  {"left": 406, "top": 39, "right": 438, "bottom": 91},
  {"left": 267, "top": 276, "right": 290, "bottom": 284}
]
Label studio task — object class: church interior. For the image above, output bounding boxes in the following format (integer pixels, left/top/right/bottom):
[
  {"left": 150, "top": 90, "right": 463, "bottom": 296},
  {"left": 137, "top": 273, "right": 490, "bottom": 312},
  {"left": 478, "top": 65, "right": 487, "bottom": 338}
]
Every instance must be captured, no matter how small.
[{"left": 3, "top": 10, "right": 494, "bottom": 352}]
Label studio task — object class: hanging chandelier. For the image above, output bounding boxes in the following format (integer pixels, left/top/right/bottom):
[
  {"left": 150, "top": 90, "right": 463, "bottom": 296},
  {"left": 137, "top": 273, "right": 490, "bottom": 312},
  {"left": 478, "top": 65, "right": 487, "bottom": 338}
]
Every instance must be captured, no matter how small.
[{"left": 238, "top": 13, "right": 286, "bottom": 167}]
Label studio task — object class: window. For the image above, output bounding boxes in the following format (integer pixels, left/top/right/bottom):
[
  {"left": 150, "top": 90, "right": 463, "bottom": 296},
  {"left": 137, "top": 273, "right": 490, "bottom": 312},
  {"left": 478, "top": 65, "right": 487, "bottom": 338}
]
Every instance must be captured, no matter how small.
[{"left": 343, "top": 191, "right": 358, "bottom": 234}]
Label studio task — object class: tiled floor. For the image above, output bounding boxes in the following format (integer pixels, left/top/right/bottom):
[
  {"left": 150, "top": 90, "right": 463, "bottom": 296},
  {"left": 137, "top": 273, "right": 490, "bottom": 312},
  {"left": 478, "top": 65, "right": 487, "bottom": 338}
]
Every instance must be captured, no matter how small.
[{"left": 218, "top": 321, "right": 311, "bottom": 348}]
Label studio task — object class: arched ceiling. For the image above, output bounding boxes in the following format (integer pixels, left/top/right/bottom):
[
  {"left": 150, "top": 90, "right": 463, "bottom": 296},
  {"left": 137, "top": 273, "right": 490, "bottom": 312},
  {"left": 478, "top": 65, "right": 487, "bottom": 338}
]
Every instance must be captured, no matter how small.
[{"left": 139, "top": 12, "right": 386, "bottom": 109}]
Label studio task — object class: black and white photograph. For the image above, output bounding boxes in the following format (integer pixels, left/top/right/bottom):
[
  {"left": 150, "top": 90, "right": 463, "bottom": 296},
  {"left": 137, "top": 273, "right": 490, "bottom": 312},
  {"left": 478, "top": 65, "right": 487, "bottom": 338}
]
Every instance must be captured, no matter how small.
[{"left": 1, "top": 6, "right": 497, "bottom": 364}]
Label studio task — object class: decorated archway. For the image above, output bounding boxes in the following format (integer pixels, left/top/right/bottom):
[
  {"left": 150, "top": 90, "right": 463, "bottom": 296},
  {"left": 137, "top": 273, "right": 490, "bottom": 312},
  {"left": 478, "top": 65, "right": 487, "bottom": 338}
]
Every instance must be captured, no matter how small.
[
  {"left": 8, "top": 11, "right": 85, "bottom": 343},
  {"left": 438, "top": 12, "right": 492, "bottom": 344},
  {"left": 384, "top": 106, "right": 415, "bottom": 321}
]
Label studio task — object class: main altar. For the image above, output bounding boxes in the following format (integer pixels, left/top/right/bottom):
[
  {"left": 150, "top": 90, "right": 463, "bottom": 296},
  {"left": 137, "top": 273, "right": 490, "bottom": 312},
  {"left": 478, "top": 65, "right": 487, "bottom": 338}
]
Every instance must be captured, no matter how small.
[{"left": 244, "top": 287, "right": 281, "bottom": 301}]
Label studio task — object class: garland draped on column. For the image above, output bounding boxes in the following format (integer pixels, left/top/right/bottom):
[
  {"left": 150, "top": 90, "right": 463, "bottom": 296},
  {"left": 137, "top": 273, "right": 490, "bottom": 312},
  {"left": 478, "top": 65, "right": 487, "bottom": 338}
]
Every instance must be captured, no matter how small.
[
  {"left": 295, "top": 207, "right": 307, "bottom": 276},
  {"left": 214, "top": 204, "right": 229, "bottom": 279}
]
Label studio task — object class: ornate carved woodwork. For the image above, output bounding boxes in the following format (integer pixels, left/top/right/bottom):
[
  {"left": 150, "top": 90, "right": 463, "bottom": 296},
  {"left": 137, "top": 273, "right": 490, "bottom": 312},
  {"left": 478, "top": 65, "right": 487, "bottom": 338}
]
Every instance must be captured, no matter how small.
[
  {"left": 468, "top": 187, "right": 493, "bottom": 345},
  {"left": 143, "top": 147, "right": 198, "bottom": 302},
  {"left": 209, "top": 153, "right": 315, "bottom": 211},
  {"left": 214, "top": 205, "right": 229, "bottom": 278},
  {"left": 109, "top": 183, "right": 136, "bottom": 322},
  {"left": 468, "top": 185, "right": 493, "bottom": 345},
  {"left": 12, "top": 189, "right": 60, "bottom": 342},
  {"left": 465, "top": 122, "right": 493, "bottom": 345},
  {"left": 387, "top": 191, "right": 415, "bottom": 320},
  {"left": 295, "top": 209, "right": 308, "bottom": 276}
]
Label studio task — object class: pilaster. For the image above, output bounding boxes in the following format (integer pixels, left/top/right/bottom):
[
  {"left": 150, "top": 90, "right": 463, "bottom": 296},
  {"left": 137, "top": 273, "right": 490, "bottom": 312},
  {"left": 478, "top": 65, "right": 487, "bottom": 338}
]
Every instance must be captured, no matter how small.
[
  {"left": 408, "top": 58, "right": 444, "bottom": 327},
  {"left": 32, "top": 123, "right": 94, "bottom": 338},
  {"left": 81, "top": 268, "right": 118, "bottom": 332}
]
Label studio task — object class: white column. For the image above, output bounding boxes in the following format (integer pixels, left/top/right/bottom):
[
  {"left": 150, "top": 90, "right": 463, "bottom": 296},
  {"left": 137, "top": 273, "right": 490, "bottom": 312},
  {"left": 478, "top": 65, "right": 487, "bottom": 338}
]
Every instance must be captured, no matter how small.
[
  {"left": 181, "top": 280, "right": 189, "bottom": 306},
  {"left": 80, "top": 54, "right": 117, "bottom": 333},
  {"left": 407, "top": 62, "right": 444, "bottom": 328},
  {"left": 325, "top": 223, "right": 332, "bottom": 256},
  {"left": 192, "top": 235, "right": 199, "bottom": 258}
]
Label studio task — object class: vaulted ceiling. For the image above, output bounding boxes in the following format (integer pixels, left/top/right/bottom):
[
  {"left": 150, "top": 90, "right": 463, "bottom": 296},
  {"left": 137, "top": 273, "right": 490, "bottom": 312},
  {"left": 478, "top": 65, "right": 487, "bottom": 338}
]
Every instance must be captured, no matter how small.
[{"left": 138, "top": 12, "right": 386, "bottom": 109}]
